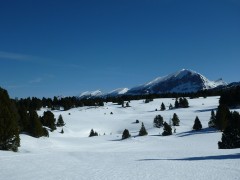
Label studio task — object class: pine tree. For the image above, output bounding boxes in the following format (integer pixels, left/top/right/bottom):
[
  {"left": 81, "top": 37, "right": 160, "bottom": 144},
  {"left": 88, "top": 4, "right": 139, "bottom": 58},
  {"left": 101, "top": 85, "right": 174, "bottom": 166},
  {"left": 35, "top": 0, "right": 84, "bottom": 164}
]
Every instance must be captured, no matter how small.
[
  {"left": 122, "top": 129, "right": 131, "bottom": 140},
  {"left": 56, "top": 114, "right": 65, "bottom": 127},
  {"left": 175, "top": 99, "right": 179, "bottom": 108},
  {"left": 89, "top": 129, "right": 95, "bottom": 137},
  {"left": 215, "top": 104, "right": 231, "bottom": 131},
  {"left": 126, "top": 102, "right": 130, "bottom": 107},
  {"left": 162, "top": 122, "right": 172, "bottom": 136},
  {"left": 153, "top": 115, "right": 164, "bottom": 128},
  {"left": 172, "top": 113, "right": 180, "bottom": 126},
  {"left": 139, "top": 122, "right": 148, "bottom": 136},
  {"left": 218, "top": 126, "right": 240, "bottom": 149},
  {"left": 208, "top": 110, "right": 216, "bottom": 128},
  {"left": 18, "top": 105, "right": 30, "bottom": 133},
  {"left": 41, "top": 111, "right": 56, "bottom": 131},
  {"left": 169, "top": 103, "right": 173, "bottom": 110},
  {"left": 0, "top": 88, "right": 20, "bottom": 152},
  {"left": 89, "top": 129, "right": 98, "bottom": 137},
  {"left": 29, "top": 110, "right": 45, "bottom": 138},
  {"left": 193, "top": 116, "right": 202, "bottom": 130},
  {"left": 161, "top": 102, "right": 166, "bottom": 111}
]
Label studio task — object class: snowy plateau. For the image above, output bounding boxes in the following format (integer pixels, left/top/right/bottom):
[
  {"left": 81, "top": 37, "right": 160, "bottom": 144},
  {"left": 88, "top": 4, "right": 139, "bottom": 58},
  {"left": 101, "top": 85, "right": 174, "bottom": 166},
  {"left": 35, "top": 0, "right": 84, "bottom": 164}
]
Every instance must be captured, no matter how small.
[{"left": 0, "top": 96, "right": 240, "bottom": 180}]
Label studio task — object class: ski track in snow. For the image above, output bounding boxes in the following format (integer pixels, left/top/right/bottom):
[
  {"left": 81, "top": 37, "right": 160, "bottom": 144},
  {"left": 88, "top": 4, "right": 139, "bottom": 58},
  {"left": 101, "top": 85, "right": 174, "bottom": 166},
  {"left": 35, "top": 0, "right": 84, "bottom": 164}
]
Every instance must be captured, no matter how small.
[{"left": 0, "top": 96, "right": 240, "bottom": 180}]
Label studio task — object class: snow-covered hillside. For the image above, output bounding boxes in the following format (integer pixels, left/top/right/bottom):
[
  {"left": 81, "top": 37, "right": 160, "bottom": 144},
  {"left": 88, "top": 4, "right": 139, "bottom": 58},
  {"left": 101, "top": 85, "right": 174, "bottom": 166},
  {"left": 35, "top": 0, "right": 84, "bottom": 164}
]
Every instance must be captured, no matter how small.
[
  {"left": 127, "top": 69, "right": 227, "bottom": 95},
  {"left": 0, "top": 97, "right": 239, "bottom": 180}
]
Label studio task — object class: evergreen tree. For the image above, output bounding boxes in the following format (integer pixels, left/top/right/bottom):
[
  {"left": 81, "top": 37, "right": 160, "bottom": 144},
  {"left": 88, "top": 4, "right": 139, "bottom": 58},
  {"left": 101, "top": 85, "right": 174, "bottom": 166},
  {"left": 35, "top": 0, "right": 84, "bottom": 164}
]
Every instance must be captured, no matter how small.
[
  {"left": 182, "top": 98, "right": 189, "bottom": 108},
  {"left": 172, "top": 113, "right": 180, "bottom": 126},
  {"left": 215, "top": 104, "right": 231, "bottom": 131},
  {"left": 29, "top": 110, "right": 45, "bottom": 138},
  {"left": 169, "top": 103, "right": 173, "bottom": 110},
  {"left": 122, "top": 129, "right": 131, "bottom": 140},
  {"left": 89, "top": 129, "right": 98, "bottom": 137},
  {"left": 193, "top": 116, "right": 202, "bottom": 130},
  {"left": 161, "top": 102, "right": 166, "bottom": 111},
  {"left": 126, "top": 102, "right": 130, "bottom": 107},
  {"left": 18, "top": 105, "right": 30, "bottom": 133},
  {"left": 56, "top": 114, "right": 65, "bottom": 127},
  {"left": 41, "top": 111, "right": 56, "bottom": 131},
  {"left": 0, "top": 88, "right": 20, "bottom": 152},
  {"left": 139, "top": 122, "right": 148, "bottom": 136},
  {"left": 153, "top": 115, "right": 164, "bottom": 128},
  {"left": 218, "top": 126, "right": 240, "bottom": 149},
  {"left": 162, "top": 122, "right": 172, "bottom": 136},
  {"left": 208, "top": 110, "right": 216, "bottom": 128},
  {"left": 89, "top": 129, "right": 95, "bottom": 137},
  {"left": 175, "top": 99, "right": 179, "bottom": 108}
]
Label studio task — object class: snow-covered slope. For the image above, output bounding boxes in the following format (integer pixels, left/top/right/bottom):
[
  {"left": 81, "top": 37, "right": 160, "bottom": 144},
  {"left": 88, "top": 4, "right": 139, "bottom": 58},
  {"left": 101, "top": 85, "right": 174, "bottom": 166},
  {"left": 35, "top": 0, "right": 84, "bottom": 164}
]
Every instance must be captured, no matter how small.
[
  {"left": 1, "top": 96, "right": 239, "bottom": 180},
  {"left": 127, "top": 69, "right": 227, "bottom": 95},
  {"left": 79, "top": 90, "right": 103, "bottom": 99},
  {"left": 104, "top": 88, "right": 129, "bottom": 97}
]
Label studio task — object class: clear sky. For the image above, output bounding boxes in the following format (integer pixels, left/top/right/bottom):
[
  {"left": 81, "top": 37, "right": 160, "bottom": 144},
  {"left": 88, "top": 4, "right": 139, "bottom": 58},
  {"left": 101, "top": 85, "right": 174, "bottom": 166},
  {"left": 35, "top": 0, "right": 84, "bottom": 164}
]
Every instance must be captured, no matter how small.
[{"left": 0, "top": 0, "right": 239, "bottom": 98}]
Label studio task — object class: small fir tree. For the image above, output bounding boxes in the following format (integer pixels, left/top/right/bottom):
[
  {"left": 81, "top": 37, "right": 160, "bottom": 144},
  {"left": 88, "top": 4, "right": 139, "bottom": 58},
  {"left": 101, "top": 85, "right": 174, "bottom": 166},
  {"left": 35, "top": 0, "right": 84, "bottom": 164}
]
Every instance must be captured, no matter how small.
[
  {"left": 139, "top": 122, "right": 148, "bottom": 136},
  {"left": 56, "top": 114, "right": 65, "bottom": 127},
  {"left": 172, "top": 113, "right": 180, "bottom": 126},
  {"left": 169, "top": 103, "right": 173, "bottom": 110},
  {"left": 193, "top": 116, "right": 202, "bottom": 130},
  {"left": 161, "top": 102, "right": 166, "bottom": 111},
  {"left": 126, "top": 102, "right": 130, "bottom": 107},
  {"left": 175, "top": 99, "right": 179, "bottom": 108},
  {"left": 208, "top": 110, "right": 216, "bottom": 128},
  {"left": 41, "top": 111, "right": 56, "bottom": 131},
  {"left": 122, "top": 129, "right": 131, "bottom": 140},
  {"left": 153, "top": 115, "right": 164, "bottom": 128},
  {"left": 162, "top": 122, "right": 172, "bottom": 136}
]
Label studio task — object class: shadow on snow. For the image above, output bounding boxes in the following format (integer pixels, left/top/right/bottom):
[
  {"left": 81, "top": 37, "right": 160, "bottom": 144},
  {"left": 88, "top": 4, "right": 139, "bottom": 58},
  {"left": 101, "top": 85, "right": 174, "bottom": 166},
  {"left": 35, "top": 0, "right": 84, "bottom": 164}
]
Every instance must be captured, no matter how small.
[
  {"left": 138, "top": 153, "right": 240, "bottom": 161},
  {"left": 176, "top": 128, "right": 217, "bottom": 137}
]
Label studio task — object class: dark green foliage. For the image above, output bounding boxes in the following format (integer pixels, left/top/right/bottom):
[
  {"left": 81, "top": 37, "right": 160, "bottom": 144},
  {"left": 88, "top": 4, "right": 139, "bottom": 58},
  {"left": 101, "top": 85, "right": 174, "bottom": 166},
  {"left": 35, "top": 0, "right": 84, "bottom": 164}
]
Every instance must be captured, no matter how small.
[
  {"left": 219, "top": 86, "right": 240, "bottom": 107},
  {"left": 110, "top": 112, "right": 113, "bottom": 115},
  {"left": 153, "top": 115, "right": 164, "bottom": 128},
  {"left": 174, "top": 99, "right": 179, "bottom": 108},
  {"left": 218, "top": 126, "right": 240, "bottom": 149},
  {"left": 162, "top": 122, "right": 172, "bottom": 136},
  {"left": 18, "top": 105, "right": 30, "bottom": 133},
  {"left": 0, "top": 88, "right": 20, "bottom": 152},
  {"left": 122, "top": 129, "right": 131, "bottom": 140},
  {"left": 169, "top": 103, "right": 173, "bottom": 110},
  {"left": 172, "top": 113, "right": 180, "bottom": 126},
  {"left": 89, "top": 129, "right": 98, "bottom": 137},
  {"left": 161, "top": 102, "right": 166, "bottom": 111},
  {"left": 41, "top": 111, "right": 56, "bottom": 131},
  {"left": 193, "top": 116, "right": 202, "bottom": 130},
  {"left": 208, "top": 110, "right": 216, "bottom": 128},
  {"left": 139, "top": 122, "right": 148, "bottom": 136},
  {"left": 29, "top": 110, "right": 45, "bottom": 138},
  {"left": 144, "top": 98, "right": 153, "bottom": 103},
  {"left": 56, "top": 114, "right": 65, "bottom": 127},
  {"left": 126, "top": 102, "right": 130, "bottom": 107},
  {"left": 230, "top": 111, "right": 240, "bottom": 130},
  {"left": 215, "top": 104, "right": 231, "bottom": 131},
  {"left": 136, "top": 120, "right": 139, "bottom": 123}
]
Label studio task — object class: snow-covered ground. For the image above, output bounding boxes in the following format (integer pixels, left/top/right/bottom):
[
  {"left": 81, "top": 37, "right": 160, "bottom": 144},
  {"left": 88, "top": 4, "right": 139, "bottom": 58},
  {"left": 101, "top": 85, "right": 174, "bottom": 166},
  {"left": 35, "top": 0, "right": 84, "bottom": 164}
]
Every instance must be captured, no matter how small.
[{"left": 0, "top": 96, "right": 239, "bottom": 180}]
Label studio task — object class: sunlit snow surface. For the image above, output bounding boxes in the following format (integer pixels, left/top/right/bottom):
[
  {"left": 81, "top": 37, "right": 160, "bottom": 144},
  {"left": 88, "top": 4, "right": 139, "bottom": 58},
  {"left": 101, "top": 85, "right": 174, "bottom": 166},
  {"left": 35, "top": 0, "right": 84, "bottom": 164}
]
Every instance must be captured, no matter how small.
[{"left": 0, "top": 96, "right": 239, "bottom": 180}]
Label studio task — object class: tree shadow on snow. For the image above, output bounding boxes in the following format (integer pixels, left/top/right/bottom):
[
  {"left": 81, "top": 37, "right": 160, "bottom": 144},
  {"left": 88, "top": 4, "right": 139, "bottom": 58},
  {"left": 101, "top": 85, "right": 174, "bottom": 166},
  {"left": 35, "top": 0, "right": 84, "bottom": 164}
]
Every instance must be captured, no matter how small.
[
  {"left": 177, "top": 128, "right": 217, "bottom": 137},
  {"left": 138, "top": 153, "right": 240, "bottom": 161},
  {"left": 195, "top": 108, "right": 217, "bottom": 113}
]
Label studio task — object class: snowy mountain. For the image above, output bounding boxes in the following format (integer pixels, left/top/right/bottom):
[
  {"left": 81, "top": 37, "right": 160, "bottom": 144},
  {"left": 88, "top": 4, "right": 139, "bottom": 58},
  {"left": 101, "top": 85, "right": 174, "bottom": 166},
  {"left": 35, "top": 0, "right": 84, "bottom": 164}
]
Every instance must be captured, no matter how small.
[
  {"left": 104, "top": 88, "right": 129, "bottom": 97},
  {"left": 127, "top": 69, "right": 227, "bottom": 95},
  {"left": 79, "top": 90, "right": 103, "bottom": 99},
  {"left": 78, "top": 69, "right": 228, "bottom": 98}
]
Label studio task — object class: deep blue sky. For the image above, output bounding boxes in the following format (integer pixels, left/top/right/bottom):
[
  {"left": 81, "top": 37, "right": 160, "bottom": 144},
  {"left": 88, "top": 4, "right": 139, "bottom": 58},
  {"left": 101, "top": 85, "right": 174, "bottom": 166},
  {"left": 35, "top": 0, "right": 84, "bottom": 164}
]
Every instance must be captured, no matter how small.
[{"left": 0, "top": 0, "right": 239, "bottom": 98}]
